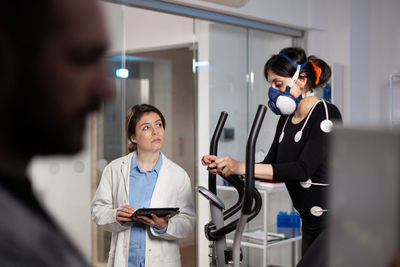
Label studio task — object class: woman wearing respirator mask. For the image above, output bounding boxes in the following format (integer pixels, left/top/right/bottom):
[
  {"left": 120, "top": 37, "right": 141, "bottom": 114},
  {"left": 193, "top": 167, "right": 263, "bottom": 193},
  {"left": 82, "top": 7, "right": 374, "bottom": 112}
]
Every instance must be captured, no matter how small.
[{"left": 202, "top": 47, "right": 342, "bottom": 266}]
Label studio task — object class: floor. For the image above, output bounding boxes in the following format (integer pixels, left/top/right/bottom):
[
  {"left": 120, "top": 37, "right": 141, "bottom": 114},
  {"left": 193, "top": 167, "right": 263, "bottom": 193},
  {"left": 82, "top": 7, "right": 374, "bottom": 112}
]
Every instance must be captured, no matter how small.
[{"left": 181, "top": 244, "right": 196, "bottom": 267}]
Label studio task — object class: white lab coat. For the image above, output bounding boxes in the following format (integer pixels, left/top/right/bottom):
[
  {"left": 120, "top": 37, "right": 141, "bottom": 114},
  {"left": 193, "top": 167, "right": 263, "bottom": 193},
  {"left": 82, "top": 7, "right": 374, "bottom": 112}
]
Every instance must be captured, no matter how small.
[{"left": 91, "top": 153, "right": 195, "bottom": 267}]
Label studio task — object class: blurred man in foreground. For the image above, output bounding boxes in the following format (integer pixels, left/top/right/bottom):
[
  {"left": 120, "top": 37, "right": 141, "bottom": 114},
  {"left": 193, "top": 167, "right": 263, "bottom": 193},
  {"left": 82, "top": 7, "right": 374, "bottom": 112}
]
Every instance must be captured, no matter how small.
[{"left": 0, "top": 0, "right": 113, "bottom": 265}]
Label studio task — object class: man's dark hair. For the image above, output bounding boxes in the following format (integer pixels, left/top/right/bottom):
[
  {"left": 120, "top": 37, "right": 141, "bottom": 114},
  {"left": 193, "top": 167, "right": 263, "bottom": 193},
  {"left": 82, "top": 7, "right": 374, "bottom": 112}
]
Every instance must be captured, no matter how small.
[
  {"left": 0, "top": 2, "right": 57, "bottom": 59},
  {"left": 0, "top": 1, "right": 61, "bottom": 155}
]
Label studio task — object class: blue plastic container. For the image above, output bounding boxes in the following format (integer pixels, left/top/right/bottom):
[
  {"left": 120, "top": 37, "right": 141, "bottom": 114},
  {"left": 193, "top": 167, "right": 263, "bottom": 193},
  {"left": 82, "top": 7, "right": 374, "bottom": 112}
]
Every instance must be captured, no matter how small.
[
  {"left": 277, "top": 211, "right": 300, "bottom": 228},
  {"left": 276, "top": 211, "right": 301, "bottom": 238}
]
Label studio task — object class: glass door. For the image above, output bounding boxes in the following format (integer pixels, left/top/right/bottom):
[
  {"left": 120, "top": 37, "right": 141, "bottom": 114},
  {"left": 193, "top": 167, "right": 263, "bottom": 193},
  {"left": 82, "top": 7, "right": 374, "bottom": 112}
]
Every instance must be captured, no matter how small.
[
  {"left": 93, "top": 3, "right": 196, "bottom": 266},
  {"left": 193, "top": 19, "right": 297, "bottom": 267}
]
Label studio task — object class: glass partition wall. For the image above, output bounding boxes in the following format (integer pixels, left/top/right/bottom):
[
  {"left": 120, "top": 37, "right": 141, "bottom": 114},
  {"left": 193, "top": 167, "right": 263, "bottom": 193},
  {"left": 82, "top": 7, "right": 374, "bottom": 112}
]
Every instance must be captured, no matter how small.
[
  {"left": 194, "top": 19, "right": 297, "bottom": 266},
  {"left": 93, "top": 3, "right": 197, "bottom": 266},
  {"left": 93, "top": 2, "right": 299, "bottom": 266}
]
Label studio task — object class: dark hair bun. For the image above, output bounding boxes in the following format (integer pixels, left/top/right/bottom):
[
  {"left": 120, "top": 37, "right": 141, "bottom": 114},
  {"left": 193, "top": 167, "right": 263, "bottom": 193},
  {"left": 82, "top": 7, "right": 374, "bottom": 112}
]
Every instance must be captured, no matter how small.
[{"left": 307, "top": 55, "right": 331, "bottom": 89}]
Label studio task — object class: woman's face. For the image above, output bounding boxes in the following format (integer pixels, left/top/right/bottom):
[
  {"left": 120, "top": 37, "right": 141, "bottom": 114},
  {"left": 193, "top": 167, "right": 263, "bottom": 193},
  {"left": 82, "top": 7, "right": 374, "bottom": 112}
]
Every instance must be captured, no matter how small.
[
  {"left": 131, "top": 112, "right": 165, "bottom": 153},
  {"left": 267, "top": 69, "right": 305, "bottom": 98},
  {"left": 266, "top": 70, "right": 292, "bottom": 92}
]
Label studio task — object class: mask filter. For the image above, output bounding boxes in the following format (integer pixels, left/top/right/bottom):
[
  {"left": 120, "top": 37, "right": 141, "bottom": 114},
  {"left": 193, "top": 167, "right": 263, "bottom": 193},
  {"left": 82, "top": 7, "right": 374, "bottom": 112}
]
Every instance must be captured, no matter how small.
[
  {"left": 268, "top": 85, "right": 302, "bottom": 116},
  {"left": 276, "top": 96, "right": 297, "bottom": 115}
]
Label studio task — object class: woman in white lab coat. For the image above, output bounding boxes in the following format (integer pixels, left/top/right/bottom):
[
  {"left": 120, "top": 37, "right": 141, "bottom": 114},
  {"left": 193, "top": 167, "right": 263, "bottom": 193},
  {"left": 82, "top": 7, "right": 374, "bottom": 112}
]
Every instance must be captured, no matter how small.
[{"left": 91, "top": 104, "right": 195, "bottom": 267}]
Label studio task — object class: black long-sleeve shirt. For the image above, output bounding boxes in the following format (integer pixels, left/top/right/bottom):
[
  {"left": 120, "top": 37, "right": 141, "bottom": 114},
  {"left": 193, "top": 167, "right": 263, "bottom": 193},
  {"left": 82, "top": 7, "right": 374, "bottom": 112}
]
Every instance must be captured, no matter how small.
[{"left": 262, "top": 101, "right": 342, "bottom": 223}]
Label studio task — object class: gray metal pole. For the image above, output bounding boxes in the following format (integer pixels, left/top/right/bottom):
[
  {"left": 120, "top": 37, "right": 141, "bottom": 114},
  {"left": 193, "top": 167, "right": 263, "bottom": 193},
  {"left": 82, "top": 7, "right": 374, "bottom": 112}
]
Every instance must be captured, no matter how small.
[
  {"left": 232, "top": 214, "right": 249, "bottom": 267},
  {"left": 210, "top": 203, "right": 227, "bottom": 267}
]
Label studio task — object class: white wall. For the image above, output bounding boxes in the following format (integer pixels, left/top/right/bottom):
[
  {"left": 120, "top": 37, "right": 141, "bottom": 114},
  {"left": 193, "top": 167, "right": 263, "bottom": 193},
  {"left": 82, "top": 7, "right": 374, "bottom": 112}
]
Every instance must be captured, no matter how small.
[
  {"left": 350, "top": 0, "right": 400, "bottom": 125},
  {"left": 103, "top": 1, "right": 194, "bottom": 53},
  {"left": 306, "top": 0, "right": 351, "bottom": 121},
  {"left": 165, "top": 0, "right": 318, "bottom": 29},
  {"left": 30, "top": 121, "right": 92, "bottom": 261}
]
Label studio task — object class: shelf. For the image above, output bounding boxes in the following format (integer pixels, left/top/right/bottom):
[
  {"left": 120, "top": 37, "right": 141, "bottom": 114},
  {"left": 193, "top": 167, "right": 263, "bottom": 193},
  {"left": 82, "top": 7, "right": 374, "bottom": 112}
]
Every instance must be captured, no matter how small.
[
  {"left": 226, "top": 235, "right": 301, "bottom": 249},
  {"left": 217, "top": 179, "right": 300, "bottom": 265},
  {"left": 267, "top": 236, "right": 302, "bottom": 248},
  {"left": 226, "top": 238, "right": 264, "bottom": 249},
  {"left": 255, "top": 180, "right": 286, "bottom": 192},
  {"left": 217, "top": 181, "right": 287, "bottom": 193},
  {"left": 225, "top": 226, "right": 301, "bottom": 248}
]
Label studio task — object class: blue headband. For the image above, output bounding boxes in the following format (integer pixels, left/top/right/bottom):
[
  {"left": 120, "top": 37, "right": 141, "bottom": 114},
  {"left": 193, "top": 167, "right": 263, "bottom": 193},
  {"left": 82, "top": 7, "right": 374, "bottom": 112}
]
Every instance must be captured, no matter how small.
[{"left": 279, "top": 53, "right": 308, "bottom": 69}]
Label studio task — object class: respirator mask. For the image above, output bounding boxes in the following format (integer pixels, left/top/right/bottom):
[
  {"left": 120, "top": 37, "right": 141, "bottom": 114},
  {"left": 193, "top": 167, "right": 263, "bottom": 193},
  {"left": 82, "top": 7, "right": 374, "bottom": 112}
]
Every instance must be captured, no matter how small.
[{"left": 267, "top": 54, "right": 308, "bottom": 116}]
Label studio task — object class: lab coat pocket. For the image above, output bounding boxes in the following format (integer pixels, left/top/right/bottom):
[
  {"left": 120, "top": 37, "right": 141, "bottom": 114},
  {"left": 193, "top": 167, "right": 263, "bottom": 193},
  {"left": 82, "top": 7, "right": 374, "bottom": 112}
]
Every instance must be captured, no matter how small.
[{"left": 153, "top": 255, "right": 181, "bottom": 267}]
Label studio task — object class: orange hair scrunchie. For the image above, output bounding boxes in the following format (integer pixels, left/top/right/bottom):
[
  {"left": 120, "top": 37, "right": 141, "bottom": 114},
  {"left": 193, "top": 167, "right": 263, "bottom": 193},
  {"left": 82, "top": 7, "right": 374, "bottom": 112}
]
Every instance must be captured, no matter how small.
[{"left": 309, "top": 59, "right": 322, "bottom": 85}]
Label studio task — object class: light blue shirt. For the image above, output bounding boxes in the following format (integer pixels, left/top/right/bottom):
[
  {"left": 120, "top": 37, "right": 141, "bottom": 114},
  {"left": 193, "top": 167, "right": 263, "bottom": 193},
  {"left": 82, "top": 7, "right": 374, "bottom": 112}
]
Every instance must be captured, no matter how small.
[{"left": 128, "top": 152, "right": 165, "bottom": 267}]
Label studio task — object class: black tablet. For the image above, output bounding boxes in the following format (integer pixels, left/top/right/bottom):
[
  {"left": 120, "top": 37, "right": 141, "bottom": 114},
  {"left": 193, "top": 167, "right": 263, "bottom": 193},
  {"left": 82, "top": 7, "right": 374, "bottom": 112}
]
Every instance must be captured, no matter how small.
[{"left": 131, "top": 207, "right": 180, "bottom": 219}]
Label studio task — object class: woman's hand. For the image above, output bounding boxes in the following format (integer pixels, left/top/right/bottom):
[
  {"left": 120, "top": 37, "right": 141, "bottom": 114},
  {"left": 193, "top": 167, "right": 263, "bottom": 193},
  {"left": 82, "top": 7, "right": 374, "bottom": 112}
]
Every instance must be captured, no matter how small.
[
  {"left": 201, "top": 155, "right": 219, "bottom": 174},
  {"left": 201, "top": 155, "right": 245, "bottom": 177},
  {"left": 134, "top": 214, "right": 171, "bottom": 230},
  {"left": 215, "top": 156, "right": 245, "bottom": 177},
  {"left": 116, "top": 205, "right": 135, "bottom": 223}
]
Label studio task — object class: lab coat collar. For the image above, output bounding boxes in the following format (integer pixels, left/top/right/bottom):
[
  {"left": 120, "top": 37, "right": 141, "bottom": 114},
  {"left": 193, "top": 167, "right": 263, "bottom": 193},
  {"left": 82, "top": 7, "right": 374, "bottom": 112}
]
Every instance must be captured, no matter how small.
[{"left": 120, "top": 152, "right": 170, "bottom": 200}]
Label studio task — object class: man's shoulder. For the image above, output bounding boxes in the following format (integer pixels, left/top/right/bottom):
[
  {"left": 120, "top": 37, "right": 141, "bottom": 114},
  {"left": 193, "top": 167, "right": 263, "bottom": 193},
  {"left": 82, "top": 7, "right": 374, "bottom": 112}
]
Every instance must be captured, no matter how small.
[{"left": 0, "top": 185, "right": 87, "bottom": 266}]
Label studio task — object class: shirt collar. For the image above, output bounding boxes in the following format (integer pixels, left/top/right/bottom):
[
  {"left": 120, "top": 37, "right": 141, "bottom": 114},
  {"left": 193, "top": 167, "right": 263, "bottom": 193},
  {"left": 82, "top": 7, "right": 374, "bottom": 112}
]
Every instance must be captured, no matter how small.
[{"left": 131, "top": 152, "right": 163, "bottom": 174}]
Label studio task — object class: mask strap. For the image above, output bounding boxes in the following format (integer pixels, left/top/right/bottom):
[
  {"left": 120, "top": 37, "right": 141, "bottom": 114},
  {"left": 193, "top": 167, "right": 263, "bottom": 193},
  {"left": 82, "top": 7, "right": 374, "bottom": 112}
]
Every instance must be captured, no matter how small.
[
  {"left": 294, "top": 94, "right": 303, "bottom": 103},
  {"left": 279, "top": 53, "right": 308, "bottom": 88},
  {"left": 284, "top": 85, "right": 303, "bottom": 103},
  {"left": 302, "top": 90, "right": 315, "bottom": 98},
  {"left": 288, "top": 66, "right": 303, "bottom": 103},
  {"left": 288, "top": 65, "right": 301, "bottom": 88},
  {"left": 279, "top": 53, "right": 308, "bottom": 69}
]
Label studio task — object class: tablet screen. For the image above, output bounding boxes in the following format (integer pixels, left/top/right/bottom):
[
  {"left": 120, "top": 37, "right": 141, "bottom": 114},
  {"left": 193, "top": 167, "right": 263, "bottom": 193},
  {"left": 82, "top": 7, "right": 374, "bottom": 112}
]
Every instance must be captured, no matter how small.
[{"left": 131, "top": 207, "right": 180, "bottom": 219}]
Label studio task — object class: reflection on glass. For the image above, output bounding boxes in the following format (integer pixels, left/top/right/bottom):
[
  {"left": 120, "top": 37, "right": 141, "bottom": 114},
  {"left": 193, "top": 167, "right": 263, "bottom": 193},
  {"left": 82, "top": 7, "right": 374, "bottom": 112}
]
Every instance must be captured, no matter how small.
[{"left": 195, "top": 18, "right": 298, "bottom": 267}]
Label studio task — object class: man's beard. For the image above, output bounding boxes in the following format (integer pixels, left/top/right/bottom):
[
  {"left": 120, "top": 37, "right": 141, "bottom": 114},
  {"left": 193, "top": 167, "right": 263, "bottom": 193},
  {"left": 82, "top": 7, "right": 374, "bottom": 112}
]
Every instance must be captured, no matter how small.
[
  {"left": 5, "top": 97, "right": 85, "bottom": 156},
  {"left": 5, "top": 80, "right": 96, "bottom": 156}
]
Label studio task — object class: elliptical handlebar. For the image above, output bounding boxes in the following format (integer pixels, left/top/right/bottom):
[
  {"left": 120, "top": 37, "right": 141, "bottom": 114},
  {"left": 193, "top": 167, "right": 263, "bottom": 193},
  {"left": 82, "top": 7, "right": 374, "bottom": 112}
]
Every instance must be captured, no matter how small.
[
  {"left": 242, "top": 105, "right": 267, "bottom": 214},
  {"left": 232, "top": 104, "right": 267, "bottom": 267},
  {"left": 198, "top": 107, "right": 266, "bottom": 266},
  {"left": 222, "top": 175, "right": 244, "bottom": 220},
  {"left": 208, "top": 182, "right": 262, "bottom": 239},
  {"left": 209, "top": 112, "right": 228, "bottom": 194}
]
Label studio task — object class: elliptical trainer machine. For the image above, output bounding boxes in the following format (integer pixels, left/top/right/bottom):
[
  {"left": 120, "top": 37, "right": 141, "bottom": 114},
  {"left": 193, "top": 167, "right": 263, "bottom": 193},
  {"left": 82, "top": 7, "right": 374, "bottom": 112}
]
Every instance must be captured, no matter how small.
[{"left": 197, "top": 105, "right": 267, "bottom": 267}]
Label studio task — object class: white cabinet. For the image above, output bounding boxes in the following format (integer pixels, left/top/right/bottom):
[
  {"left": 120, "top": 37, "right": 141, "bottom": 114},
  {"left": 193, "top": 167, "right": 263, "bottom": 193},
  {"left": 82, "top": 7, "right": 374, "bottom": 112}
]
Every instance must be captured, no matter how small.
[{"left": 217, "top": 181, "right": 301, "bottom": 267}]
